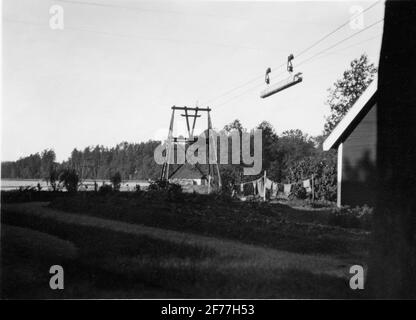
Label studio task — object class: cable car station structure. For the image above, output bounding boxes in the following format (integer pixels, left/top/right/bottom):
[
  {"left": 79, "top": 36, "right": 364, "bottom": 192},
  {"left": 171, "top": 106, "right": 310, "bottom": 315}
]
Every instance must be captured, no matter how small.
[{"left": 160, "top": 106, "right": 222, "bottom": 191}]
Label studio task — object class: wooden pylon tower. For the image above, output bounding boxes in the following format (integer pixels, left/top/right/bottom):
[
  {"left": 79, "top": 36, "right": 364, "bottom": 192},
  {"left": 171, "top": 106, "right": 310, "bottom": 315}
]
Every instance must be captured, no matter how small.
[{"left": 160, "top": 106, "right": 222, "bottom": 192}]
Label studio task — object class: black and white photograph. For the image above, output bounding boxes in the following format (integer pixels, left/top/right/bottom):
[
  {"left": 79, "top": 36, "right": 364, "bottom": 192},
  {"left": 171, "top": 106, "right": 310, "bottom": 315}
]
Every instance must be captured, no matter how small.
[{"left": 1, "top": 0, "right": 416, "bottom": 304}]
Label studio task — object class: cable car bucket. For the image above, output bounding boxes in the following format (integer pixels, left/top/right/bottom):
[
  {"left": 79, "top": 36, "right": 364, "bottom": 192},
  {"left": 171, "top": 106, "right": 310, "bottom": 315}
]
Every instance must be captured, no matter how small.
[
  {"left": 260, "top": 72, "right": 303, "bottom": 98},
  {"left": 260, "top": 54, "right": 303, "bottom": 99}
]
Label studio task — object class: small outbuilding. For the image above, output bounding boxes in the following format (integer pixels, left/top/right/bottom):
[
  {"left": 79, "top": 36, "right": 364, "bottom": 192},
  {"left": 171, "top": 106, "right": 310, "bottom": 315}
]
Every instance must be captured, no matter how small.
[
  {"left": 169, "top": 163, "right": 208, "bottom": 187},
  {"left": 323, "top": 78, "right": 378, "bottom": 207}
]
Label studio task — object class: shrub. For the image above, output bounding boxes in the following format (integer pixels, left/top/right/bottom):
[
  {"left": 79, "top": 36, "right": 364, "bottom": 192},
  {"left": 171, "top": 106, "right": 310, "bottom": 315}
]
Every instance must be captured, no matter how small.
[
  {"left": 291, "top": 184, "right": 307, "bottom": 200},
  {"left": 1, "top": 189, "right": 68, "bottom": 203},
  {"left": 328, "top": 205, "right": 373, "bottom": 230},
  {"left": 99, "top": 184, "right": 113, "bottom": 195},
  {"left": 220, "top": 165, "right": 242, "bottom": 195},
  {"left": 110, "top": 172, "right": 122, "bottom": 191},
  {"left": 286, "top": 151, "right": 337, "bottom": 202},
  {"left": 148, "top": 179, "right": 183, "bottom": 201},
  {"left": 59, "top": 169, "right": 79, "bottom": 193},
  {"left": 48, "top": 169, "right": 59, "bottom": 191},
  {"left": 166, "top": 182, "right": 182, "bottom": 195},
  {"left": 148, "top": 179, "right": 168, "bottom": 191}
]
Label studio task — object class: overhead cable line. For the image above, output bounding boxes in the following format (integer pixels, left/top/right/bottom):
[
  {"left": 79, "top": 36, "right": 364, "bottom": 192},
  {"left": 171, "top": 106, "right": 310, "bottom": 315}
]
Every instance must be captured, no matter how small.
[
  {"left": 295, "top": 18, "right": 384, "bottom": 68},
  {"left": 211, "top": 18, "right": 384, "bottom": 108},
  {"left": 202, "top": 0, "right": 382, "bottom": 105},
  {"left": 294, "top": 0, "right": 382, "bottom": 58},
  {"left": 3, "top": 18, "right": 264, "bottom": 51}
]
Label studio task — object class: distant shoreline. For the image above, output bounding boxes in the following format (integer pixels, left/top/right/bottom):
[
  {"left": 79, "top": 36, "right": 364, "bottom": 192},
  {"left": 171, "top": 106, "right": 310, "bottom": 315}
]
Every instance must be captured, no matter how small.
[{"left": 1, "top": 179, "right": 150, "bottom": 191}]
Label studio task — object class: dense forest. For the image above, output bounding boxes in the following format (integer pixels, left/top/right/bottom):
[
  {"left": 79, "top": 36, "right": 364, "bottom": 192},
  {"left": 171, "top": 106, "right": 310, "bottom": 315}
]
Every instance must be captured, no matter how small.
[
  {"left": 1, "top": 122, "right": 335, "bottom": 198},
  {"left": 1, "top": 141, "right": 162, "bottom": 181}
]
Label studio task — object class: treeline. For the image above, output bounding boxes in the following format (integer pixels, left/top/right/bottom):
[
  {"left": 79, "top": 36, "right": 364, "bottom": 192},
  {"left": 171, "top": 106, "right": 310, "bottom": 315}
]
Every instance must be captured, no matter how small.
[
  {"left": 1, "top": 149, "right": 56, "bottom": 180},
  {"left": 1, "top": 123, "right": 326, "bottom": 182},
  {"left": 219, "top": 120, "right": 337, "bottom": 201},
  {"left": 65, "top": 141, "right": 162, "bottom": 180},
  {"left": 1, "top": 141, "right": 163, "bottom": 181},
  {"left": 1, "top": 122, "right": 336, "bottom": 200}
]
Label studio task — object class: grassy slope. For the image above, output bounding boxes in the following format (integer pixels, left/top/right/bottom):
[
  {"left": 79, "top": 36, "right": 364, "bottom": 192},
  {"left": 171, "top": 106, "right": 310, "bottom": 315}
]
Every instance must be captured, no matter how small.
[
  {"left": 49, "top": 192, "right": 369, "bottom": 259},
  {"left": 1, "top": 217, "right": 212, "bottom": 299},
  {"left": 2, "top": 201, "right": 368, "bottom": 298}
]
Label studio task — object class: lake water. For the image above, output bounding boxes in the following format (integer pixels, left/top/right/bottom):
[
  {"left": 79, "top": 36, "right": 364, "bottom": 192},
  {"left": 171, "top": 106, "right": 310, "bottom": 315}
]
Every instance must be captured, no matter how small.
[{"left": 1, "top": 179, "right": 150, "bottom": 191}]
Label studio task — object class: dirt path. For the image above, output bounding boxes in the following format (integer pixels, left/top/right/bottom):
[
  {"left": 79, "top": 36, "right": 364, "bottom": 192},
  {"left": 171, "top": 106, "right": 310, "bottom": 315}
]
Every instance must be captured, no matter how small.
[{"left": 3, "top": 202, "right": 352, "bottom": 279}]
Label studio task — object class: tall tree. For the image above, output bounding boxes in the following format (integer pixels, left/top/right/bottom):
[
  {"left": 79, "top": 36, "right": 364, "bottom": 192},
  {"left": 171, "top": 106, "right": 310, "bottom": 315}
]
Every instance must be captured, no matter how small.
[
  {"left": 324, "top": 54, "right": 377, "bottom": 135},
  {"left": 274, "top": 129, "right": 316, "bottom": 181},
  {"left": 223, "top": 119, "right": 244, "bottom": 133},
  {"left": 40, "top": 149, "right": 56, "bottom": 181},
  {"left": 256, "top": 121, "right": 279, "bottom": 179}
]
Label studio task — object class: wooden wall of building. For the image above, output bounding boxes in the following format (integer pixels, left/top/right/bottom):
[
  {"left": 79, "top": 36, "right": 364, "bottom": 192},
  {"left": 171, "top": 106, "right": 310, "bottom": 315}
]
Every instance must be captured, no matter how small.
[{"left": 341, "top": 103, "right": 377, "bottom": 206}]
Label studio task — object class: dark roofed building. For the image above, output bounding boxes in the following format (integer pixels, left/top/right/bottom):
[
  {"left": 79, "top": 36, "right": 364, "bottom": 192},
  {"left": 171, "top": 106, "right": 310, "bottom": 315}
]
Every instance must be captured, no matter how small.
[{"left": 323, "top": 78, "right": 377, "bottom": 207}]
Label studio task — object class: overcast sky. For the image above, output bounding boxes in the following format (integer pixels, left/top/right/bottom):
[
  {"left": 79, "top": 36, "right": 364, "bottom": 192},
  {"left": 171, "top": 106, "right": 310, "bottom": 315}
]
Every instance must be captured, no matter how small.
[{"left": 2, "top": 0, "right": 384, "bottom": 162}]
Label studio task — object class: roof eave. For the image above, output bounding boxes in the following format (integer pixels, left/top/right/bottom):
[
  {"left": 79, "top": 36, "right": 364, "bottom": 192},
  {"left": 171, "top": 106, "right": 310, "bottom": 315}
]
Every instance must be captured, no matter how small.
[{"left": 323, "top": 78, "right": 378, "bottom": 151}]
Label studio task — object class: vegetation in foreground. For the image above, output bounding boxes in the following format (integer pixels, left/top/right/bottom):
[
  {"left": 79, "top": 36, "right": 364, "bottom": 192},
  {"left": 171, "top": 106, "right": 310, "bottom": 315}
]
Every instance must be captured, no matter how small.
[
  {"left": 1, "top": 175, "right": 371, "bottom": 299},
  {"left": 44, "top": 191, "right": 369, "bottom": 259},
  {"left": 2, "top": 204, "right": 366, "bottom": 299},
  {"left": 1, "top": 218, "right": 213, "bottom": 299}
]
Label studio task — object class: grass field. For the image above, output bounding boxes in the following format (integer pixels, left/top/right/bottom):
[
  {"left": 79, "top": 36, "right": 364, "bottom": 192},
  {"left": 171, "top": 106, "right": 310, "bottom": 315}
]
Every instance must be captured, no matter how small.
[
  {"left": 49, "top": 192, "right": 369, "bottom": 257},
  {"left": 1, "top": 192, "right": 370, "bottom": 299}
]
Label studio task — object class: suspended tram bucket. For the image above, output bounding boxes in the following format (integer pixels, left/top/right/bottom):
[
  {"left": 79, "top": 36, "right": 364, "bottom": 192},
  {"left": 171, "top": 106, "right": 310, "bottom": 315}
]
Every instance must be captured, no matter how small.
[{"left": 260, "top": 72, "right": 303, "bottom": 99}]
